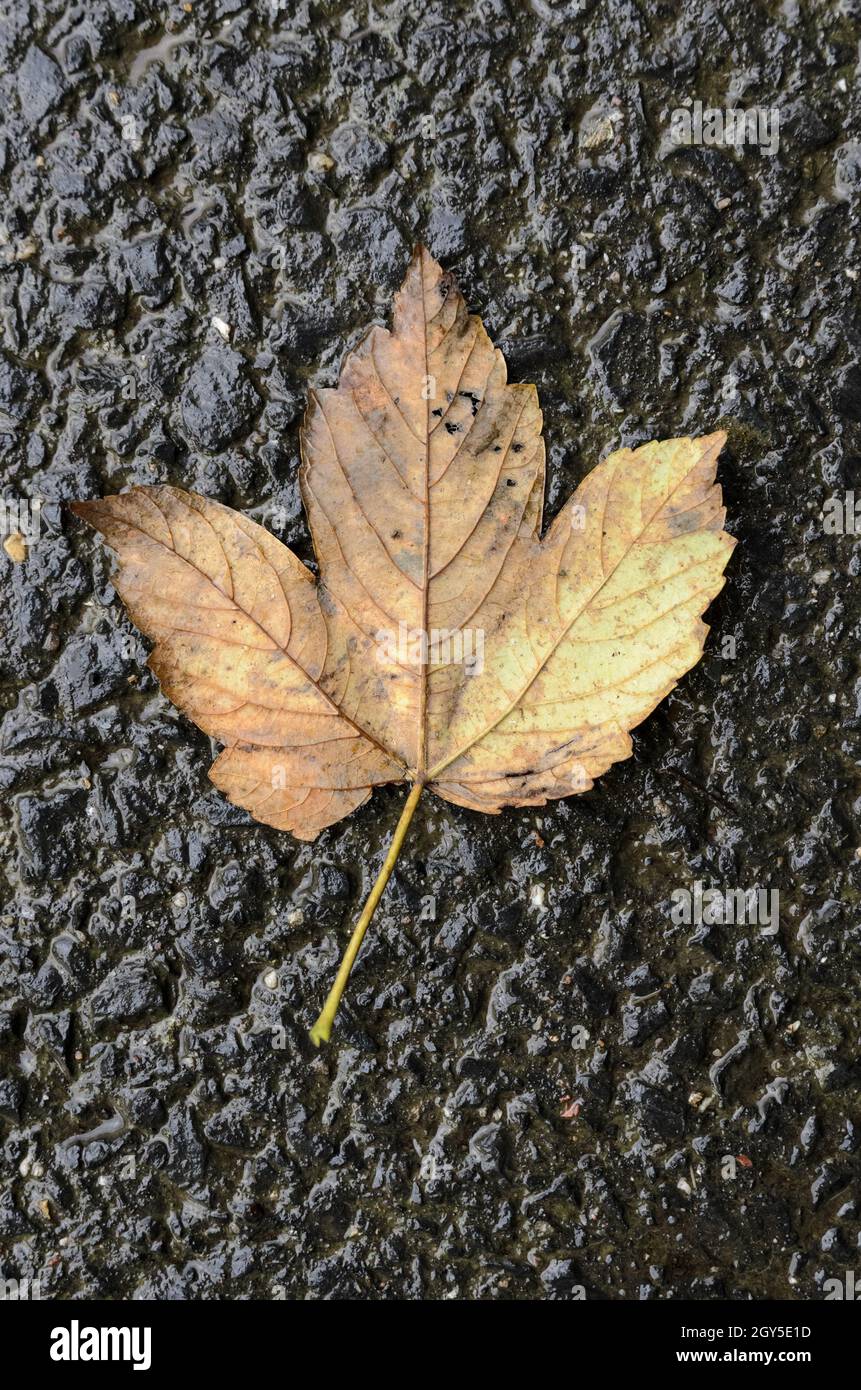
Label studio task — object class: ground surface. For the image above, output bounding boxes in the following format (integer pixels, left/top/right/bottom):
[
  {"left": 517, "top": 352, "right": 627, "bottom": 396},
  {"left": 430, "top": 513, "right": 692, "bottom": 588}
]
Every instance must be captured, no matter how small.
[{"left": 1, "top": 0, "right": 860, "bottom": 1301}]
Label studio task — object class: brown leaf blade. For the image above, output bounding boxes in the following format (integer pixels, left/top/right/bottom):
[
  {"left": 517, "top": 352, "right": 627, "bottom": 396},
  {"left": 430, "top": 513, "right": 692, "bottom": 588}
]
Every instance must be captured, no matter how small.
[
  {"left": 70, "top": 487, "right": 402, "bottom": 840},
  {"left": 299, "top": 246, "right": 734, "bottom": 812},
  {"left": 300, "top": 249, "right": 545, "bottom": 774},
  {"left": 73, "top": 246, "right": 735, "bottom": 845}
]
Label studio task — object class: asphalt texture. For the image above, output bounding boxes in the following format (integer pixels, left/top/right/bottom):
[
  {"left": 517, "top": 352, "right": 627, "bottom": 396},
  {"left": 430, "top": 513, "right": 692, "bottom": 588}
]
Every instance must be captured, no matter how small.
[{"left": 1, "top": 0, "right": 860, "bottom": 1300}]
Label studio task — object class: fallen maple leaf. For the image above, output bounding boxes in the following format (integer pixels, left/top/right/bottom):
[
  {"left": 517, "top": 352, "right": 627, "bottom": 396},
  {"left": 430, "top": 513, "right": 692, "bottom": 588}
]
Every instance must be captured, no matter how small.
[{"left": 72, "top": 246, "right": 735, "bottom": 1043}]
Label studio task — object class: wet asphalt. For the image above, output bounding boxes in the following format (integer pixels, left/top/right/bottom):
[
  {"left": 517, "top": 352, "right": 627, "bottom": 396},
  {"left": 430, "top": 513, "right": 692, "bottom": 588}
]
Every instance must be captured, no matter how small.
[{"left": 0, "top": 0, "right": 860, "bottom": 1299}]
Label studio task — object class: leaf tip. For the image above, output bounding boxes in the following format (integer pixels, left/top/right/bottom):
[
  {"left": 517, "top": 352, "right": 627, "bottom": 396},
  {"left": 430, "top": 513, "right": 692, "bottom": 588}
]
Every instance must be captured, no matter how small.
[
  {"left": 700, "top": 428, "right": 728, "bottom": 457},
  {"left": 410, "top": 241, "right": 445, "bottom": 280}
]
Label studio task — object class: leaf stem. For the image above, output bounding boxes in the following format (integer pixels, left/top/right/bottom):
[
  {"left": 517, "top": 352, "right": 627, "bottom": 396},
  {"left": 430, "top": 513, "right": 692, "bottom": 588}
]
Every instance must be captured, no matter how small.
[{"left": 309, "top": 781, "right": 424, "bottom": 1046}]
